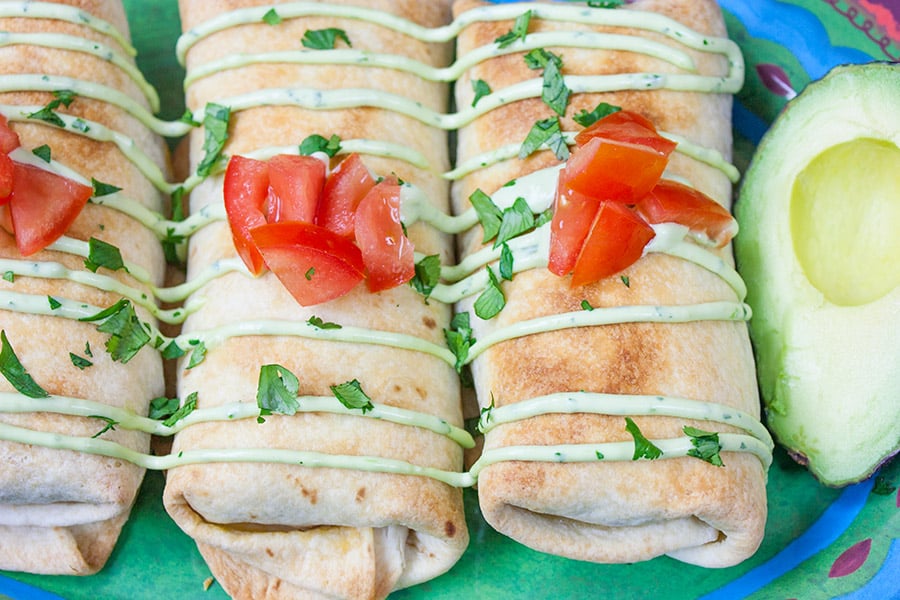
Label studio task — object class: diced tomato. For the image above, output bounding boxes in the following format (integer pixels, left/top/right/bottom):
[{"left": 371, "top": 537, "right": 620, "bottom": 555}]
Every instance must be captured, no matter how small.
[
  {"left": 315, "top": 153, "right": 376, "bottom": 238},
  {"left": 223, "top": 155, "right": 270, "bottom": 275},
  {"left": 264, "top": 154, "right": 325, "bottom": 223},
  {"left": 0, "top": 115, "right": 20, "bottom": 154},
  {"left": 354, "top": 178, "right": 414, "bottom": 292},
  {"left": 574, "top": 110, "right": 677, "bottom": 156},
  {"left": 7, "top": 162, "right": 92, "bottom": 256},
  {"left": 0, "top": 152, "right": 13, "bottom": 202},
  {"left": 562, "top": 136, "right": 671, "bottom": 202},
  {"left": 635, "top": 179, "right": 738, "bottom": 248},
  {"left": 570, "top": 200, "right": 656, "bottom": 287},
  {"left": 548, "top": 167, "right": 601, "bottom": 276},
  {"left": 250, "top": 221, "right": 365, "bottom": 306}
]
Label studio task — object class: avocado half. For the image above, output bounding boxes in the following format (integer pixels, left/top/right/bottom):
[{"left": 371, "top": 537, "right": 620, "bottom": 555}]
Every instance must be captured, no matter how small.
[{"left": 735, "top": 62, "right": 900, "bottom": 487}]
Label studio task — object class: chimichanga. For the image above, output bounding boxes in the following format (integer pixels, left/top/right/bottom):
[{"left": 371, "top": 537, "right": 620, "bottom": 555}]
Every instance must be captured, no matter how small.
[
  {"left": 0, "top": 0, "right": 169, "bottom": 575},
  {"left": 450, "top": 0, "right": 771, "bottom": 567},
  {"left": 164, "top": 1, "right": 467, "bottom": 598}
]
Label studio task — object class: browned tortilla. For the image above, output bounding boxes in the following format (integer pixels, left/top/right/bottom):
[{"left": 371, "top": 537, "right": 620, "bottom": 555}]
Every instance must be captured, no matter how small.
[
  {"left": 0, "top": 0, "right": 168, "bottom": 575},
  {"left": 164, "top": 2, "right": 467, "bottom": 598},
  {"left": 452, "top": 0, "right": 767, "bottom": 567}
]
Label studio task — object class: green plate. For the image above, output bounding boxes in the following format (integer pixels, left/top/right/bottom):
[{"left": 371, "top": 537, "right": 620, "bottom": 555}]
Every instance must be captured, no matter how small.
[{"left": 1, "top": 1, "right": 898, "bottom": 598}]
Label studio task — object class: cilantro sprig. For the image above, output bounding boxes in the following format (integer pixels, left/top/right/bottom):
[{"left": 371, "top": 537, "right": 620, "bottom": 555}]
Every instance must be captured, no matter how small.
[
  {"left": 0, "top": 330, "right": 49, "bottom": 398},
  {"left": 79, "top": 299, "right": 150, "bottom": 364},
  {"left": 196, "top": 103, "right": 230, "bottom": 178}
]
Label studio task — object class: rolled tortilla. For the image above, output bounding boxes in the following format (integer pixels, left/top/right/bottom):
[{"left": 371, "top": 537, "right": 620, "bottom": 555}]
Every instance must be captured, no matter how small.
[
  {"left": 452, "top": 0, "right": 769, "bottom": 567},
  {"left": 164, "top": 1, "right": 467, "bottom": 598},
  {"left": 0, "top": 0, "right": 168, "bottom": 575}
]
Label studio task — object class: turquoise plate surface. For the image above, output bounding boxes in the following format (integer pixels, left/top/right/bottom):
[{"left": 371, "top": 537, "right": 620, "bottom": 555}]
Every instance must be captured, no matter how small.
[{"left": 1, "top": 1, "right": 897, "bottom": 598}]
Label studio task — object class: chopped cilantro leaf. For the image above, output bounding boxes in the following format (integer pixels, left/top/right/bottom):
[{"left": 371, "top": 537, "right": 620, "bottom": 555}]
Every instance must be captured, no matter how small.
[
  {"left": 471, "top": 79, "right": 491, "bottom": 107},
  {"left": 148, "top": 395, "right": 180, "bottom": 421},
  {"left": 2, "top": 271, "right": 13, "bottom": 283},
  {"left": 519, "top": 116, "right": 569, "bottom": 161},
  {"left": 91, "top": 178, "right": 122, "bottom": 197},
  {"left": 84, "top": 237, "right": 127, "bottom": 273},
  {"left": 47, "top": 296, "right": 61, "bottom": 310},
  {"left": 499, "top": 243, "right": 514, "bottom": 281},
  {"left": 411, "top": 254, "right": 441, "bottom": 298},
  {"left": 162, "top": 391, "right": 198, "bottom": 427},
  {"left": 31, "top": 144, "right": 51, "bottom": 163},
  {"left": 573, "top": 102, "right": 622, "bottom": 127},
  {"left": 0, "top": 330, "right": 50, "bottom": 398},
  {"left": 262, "top": 8, "right": 282, "bottom": 25},
  {"left": 299, "top": 133, "right": 341, "bottom": 157},
  {"left": 80, "top": 299, "right": 150, "bottom": 364},
  {"left": 330, "top": 379, "right": 374, "bottom": 413},
  {"left": 307, "top": 315, "right": 342, "bottom": 330},
  {"left": 69, "top": 352, "right": 93, "bottom": 370},
  {"left": 541, "top": 58, "right": 570, "bottom": 116},
  {"left": 477, "top": 394, "right": 495, "bottom": 431},
  {"left": 684, "top": 426, "right": 724, "bottom": 467},
  {"left": 89, "top": 416, "right": 118, "bottom": 438},
  {"left": 256, "top": 363, "right": 300, "bottom": 416},
  {"left": 523, "top": 48, "right": 563, "bottom": 71},
  {"left": 196, "top": 103, "right": 230, "bottom": 178},
  {"left": 53, "top": 89, "right": 76, "bottom": 107},
  {"left": 179, "top": 109, "right": 200, "bottom": 127},
  {"left": 443, "top": 312, "right": 475, "bottom": 373},
  {"left": 595, "top": 450, "right": 605, "bottom": 460},
  {"left": 304, "top": 267, "right": 315, "bottom": 280},
  {"left": 186, "top": 341, "right": 207, "bottom": 369},
  {"left": 581, "top": 299, "right": 594, "bottom": 311},
  {"left": 494, "top": 10, "right": 531, "bottom": 48},
  {"left": 302, "top": 28, "right": 351, "bottom": 49},
  {"left": 625, "top": 417, "right": 662, "bottom": 460},
  {"left": 27, "top": 106, "right": 64, "bottom": 127},
  {"left": 469, "top": 188, "right": 502, "bottom": 243},
  {"left": 495, "top": 197, "right": 535, "bottom": 248},
  {"left": 474, "top": 267, "right": 506, "bottom": 319}
]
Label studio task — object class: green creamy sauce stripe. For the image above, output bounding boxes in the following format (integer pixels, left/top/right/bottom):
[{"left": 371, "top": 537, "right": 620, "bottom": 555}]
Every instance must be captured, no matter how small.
[{"left": 0, "top": 1, "right": 136, "bottom": 55}]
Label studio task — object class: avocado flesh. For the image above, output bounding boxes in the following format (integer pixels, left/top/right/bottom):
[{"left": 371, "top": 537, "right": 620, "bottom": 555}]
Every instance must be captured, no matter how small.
[{"left": 735, "top": 63, "right": 900, "bottom": 486}]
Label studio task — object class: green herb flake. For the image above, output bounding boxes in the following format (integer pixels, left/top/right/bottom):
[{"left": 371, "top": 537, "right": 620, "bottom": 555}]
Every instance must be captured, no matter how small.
[
  {"left": 79, "top": 299, "right": 150, "bottom": 364},
  {"left": 523, "top": 48, "right": 563, "bottom": 71},
  {"left": 31, "top": 144, "right": 52, "bottom": 163},
  {"left": 304, "top": 267, "right": 315, "bottom": 280},
  {"left": 179, "top": 109, "right": 200, "bottom": 127},
  {"left": 411, "top": 254, "right": 441, "bottom": 298},
  {"left": 83, "top": 341, "right": 93, "bottom": 357},
  {"left": 471, "top": 79, "right": 491, "bottom": 107},
  {"left": 70, "top": 118, "right": 90, "bottom": 133},
  {"left": 595, "top": 450, "right": 605, "bottom": 460},
  {"left": 256, "top": 363, "right": 300, "bottom": 416},
  {"left": 53, "top": 89, "right": 76, "bottom": 107},
  {"left": 541, "top": 57, "right": 570, "bottom": 116},
  {"left": 620, "top": 275, "right": 630, "bottom": 288},
  {"left": 0, "top": 330, "right": 50, "bottom": 398},
  {"left": 581, "top": 299, "right": 594, "bottom": 311},
  {"left": 519, "top": 116, "right": 569, "bottom": 161},
  {"left": 89, "top": 415, "right": 118, "bottom": 438},
  {"left": 186, "top": 341, "right": 207, "bottom": 369},
  {"left": 625, "top": 416, "right": 662, "bottom": 460},
  {"left": 262, "top": 8, "right": 282, "bottom": 25},
  {"left": 2, "top": 271, "right": 13, "bottom": 283},
  {"left": 469, "top": 188, "right": 503, "bottom": 243},
  {"left": 299, "top": 133, "right": 342, "bottom": 157},
  {"left": 302, "top": 28, "right": 351, "bottom": 50},
  {"left": 307, "top": 315, "right": 342, "bottom": 330},
  {"left": 499, "top": 243, "right": 514, "bottom": 281},
  {"left": 494, "top": 10, "right": 531, "bottom": 48},
  {"left": 84, "top": 237, "right": 127, "bottom": 273},
  {"left": 573, "top": 102, "right": 622, "bottom": 128},
  {"left": 330, "top": 379, "right": 374, "bottom": 413},
  {"left": 162, "top": 391, "right": 198, "bottom": 427},
  {"left": 474, "top": 267, "right": 506, "bottom": 320},
  {"left": 161, "top": 341, "right": 185, "bottom": 360},
  {"left": 91, "top": 178, "right": 122, "bottom": 197},
  {"left": 443, "top": 312, "right": 475, "bottom": 373},
  {"left": 495, "top": 197, "right": 535, "bottom": 248},
  {"left": 26, "top": 105, "right": 65, "bottom": 127},
  {"left": 683, "top": 426, "right": 724, "bottom": 467},
  {"left": 477, "top": 394, "right": 495, "bottom": 432},
  {"left": 588, "top": 0, "right": 625, "bottom": 8},
  {"left": 148, "top": 395, "right": 180, "bottom": 421},
  {"left": 47, "top": 296, "right": 61, "bottom": 310},
  {"left": 196, "top": 103, "right": 230, "bottom": 178},
  {"left": 69, "top": 352, "right": 92, "bottom": 370}
]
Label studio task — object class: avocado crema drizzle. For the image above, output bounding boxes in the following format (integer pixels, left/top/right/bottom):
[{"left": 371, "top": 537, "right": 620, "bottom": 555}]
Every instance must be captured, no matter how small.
[{"left": 0, "top": 1, "right": 772, "bottom": 488}]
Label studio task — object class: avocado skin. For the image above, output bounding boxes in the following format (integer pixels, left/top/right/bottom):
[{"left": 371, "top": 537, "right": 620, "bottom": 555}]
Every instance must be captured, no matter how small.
[{"left": 734, "top": 63, "right": 900, "bottom": 487}]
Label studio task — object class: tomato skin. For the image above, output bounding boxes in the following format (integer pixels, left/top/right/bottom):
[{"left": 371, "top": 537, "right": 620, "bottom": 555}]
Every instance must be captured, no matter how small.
[
  {"left": 574, "top": 110, "right": 677, "bottom": 156},
  {"left": 264, "top": 154, "right": 325, "bottom": 223},
  {"left": 0, "top": 115, "right": 20, "bottom": 155},
  {"left": 223, "top": 155, "right": 270, "bottom": 275},
  {"left": 250, "top": 221, "right": 365, "bottom": 306},
  {"left": 570, "top": 200, "right": 656, "bottom": 287},
  {"left": 315, "top": 153, "right": 376, "bottom": 238},
  {"left": 548, "top": 167, "right": 601, "bottom": 276},
  {"left": 7, "top": 162, "right": 92, "bottom": 256},
  {"left": 354, "top": 178, "right": 415, "bottom": 292},
  {"left": 0, "top": 152, "right": 13, "bottom": 202},
  {"left": 563, "top": 136, "right": 670, "bottom": 202},
  {"left": 635, "top": 179, "right": 738, "bottom": 248}
]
